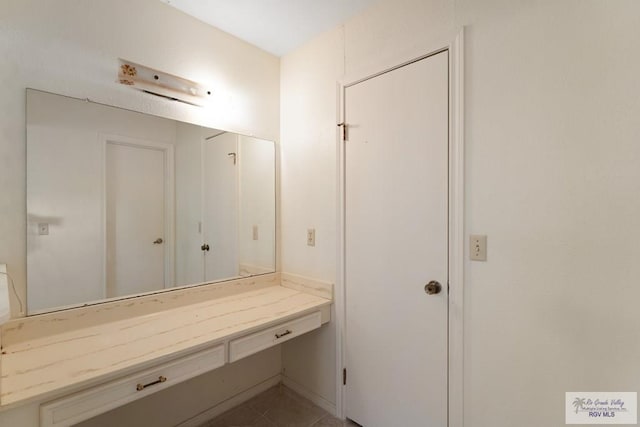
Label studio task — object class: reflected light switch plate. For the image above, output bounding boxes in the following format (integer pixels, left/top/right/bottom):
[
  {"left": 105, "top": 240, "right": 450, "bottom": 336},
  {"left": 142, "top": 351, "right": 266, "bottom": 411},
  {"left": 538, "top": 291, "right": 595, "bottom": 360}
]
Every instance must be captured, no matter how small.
[{"left": 38, "top": 223, "right": 49, "bottom": 235}]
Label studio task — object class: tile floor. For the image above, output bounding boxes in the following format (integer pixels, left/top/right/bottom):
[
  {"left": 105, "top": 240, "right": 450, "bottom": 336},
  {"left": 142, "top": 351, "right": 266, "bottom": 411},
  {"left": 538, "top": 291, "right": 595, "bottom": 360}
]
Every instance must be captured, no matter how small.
[{"left": 199, "top": 384, "right": 360, "bottom": 427}]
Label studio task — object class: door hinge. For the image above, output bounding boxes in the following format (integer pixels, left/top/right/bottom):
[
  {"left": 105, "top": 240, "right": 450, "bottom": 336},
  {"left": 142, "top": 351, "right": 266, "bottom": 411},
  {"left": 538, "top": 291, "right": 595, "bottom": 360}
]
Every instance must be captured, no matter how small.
[
  {"left": 338, "top": 122, "right": 348, "bottom": 141},
  {"left": 343, "top": 368, "right": 347, "bottom": 385}
]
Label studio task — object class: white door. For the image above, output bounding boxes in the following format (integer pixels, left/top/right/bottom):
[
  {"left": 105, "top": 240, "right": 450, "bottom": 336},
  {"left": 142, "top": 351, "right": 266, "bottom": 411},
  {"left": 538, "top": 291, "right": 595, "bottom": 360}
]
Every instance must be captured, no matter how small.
[
  {"left": 106, "top": 142, "right": 166, "bottom": 297},
  {"left": 202, "top": 133, "right": 239, "bottom": 281},
  {"left": 345, "top": 51, "right": 449, "bottom": 426}
]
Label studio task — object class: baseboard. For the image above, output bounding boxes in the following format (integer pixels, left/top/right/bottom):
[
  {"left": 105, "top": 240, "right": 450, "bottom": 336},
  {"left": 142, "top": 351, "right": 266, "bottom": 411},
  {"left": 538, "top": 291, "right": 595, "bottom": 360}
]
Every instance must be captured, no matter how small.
[
  {"left": 177, "top": 374, "right": 281, "bottom": 427},
  {"left": 281, "top": 375, "right": 337, "bottom": 416}
]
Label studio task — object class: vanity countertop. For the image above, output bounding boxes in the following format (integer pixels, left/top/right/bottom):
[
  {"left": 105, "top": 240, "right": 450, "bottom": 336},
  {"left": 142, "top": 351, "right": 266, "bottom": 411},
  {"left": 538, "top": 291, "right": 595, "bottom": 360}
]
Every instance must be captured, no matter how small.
[{"left": 0, "top": 274, "right": 332, "bottom": 408}]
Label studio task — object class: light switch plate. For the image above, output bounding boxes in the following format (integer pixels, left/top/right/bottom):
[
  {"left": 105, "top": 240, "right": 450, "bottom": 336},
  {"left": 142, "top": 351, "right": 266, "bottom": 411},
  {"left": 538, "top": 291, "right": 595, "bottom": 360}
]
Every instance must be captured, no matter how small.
[
  {"left": 470, "top": 234, "right": 487, "bottom": 261},
  {"left": 307, "top": 229, "right": 315, "bottom": 247}
]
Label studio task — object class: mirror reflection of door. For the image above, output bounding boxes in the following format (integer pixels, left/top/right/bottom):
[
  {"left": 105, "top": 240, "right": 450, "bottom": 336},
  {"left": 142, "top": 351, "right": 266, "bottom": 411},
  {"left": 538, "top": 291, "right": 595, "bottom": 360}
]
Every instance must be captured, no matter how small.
[
  {"left": 105, "top": 140, "right": 168, "bottom": 297},
  {"left": 202, "top": 133, "right": 239, "bottom": 281}
]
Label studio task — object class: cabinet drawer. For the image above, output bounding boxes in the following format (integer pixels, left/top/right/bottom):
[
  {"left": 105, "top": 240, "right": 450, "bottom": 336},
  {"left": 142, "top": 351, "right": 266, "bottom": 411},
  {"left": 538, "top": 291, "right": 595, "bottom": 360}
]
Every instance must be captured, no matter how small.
[
  {"left": 229, "top": 311, "right": 321, "bottom": 363},
  {"left": 40, "top": 344, "right": 225, "bottom": 427}
]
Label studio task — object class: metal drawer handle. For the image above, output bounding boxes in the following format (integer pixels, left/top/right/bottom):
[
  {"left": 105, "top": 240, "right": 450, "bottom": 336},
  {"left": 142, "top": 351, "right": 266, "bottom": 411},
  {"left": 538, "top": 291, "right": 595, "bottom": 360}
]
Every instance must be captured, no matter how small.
[
  {"left": 275, "top": 330, "right": 292, "bottom": 339},
  {"left": 136, "top": 375, "right": 167, "bottom": 391}
]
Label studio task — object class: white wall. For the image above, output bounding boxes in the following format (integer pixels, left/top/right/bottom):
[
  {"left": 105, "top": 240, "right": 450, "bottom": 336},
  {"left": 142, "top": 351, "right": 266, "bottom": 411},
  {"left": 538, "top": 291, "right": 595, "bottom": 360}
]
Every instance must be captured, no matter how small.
[
  {"left": 0, "top": 0, "right": 280, "bottom": 424},
  {"left": 281, "top": 0, "right": 640, "bottom": 425}
]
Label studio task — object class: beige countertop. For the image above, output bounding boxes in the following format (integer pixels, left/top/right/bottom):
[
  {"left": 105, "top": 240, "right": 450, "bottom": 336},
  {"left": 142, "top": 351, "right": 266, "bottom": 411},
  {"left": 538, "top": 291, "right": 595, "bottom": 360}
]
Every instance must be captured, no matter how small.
[{"left": 0, "top": 273, "right": 332, "bottom": 408}]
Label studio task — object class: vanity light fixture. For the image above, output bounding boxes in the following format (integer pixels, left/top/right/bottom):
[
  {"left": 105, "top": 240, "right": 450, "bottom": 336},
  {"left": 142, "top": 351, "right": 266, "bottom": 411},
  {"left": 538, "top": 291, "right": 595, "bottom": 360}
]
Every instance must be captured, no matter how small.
[{"left": 118, "top": 59, "right": 211, "bottom": 106}]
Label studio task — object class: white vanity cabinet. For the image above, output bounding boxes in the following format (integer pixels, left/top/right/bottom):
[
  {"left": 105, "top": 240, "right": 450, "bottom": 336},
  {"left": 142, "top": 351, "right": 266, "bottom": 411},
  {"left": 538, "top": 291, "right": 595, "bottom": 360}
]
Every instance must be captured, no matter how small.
[
  {"left": 229, "top": 311, "right": 322, "bottom": 363},
  {"left": 0, "top": 273, "right": 333, "bottom": 427},
  {"left": 40, "top": 344, "right": 226, "bottom": 427}
]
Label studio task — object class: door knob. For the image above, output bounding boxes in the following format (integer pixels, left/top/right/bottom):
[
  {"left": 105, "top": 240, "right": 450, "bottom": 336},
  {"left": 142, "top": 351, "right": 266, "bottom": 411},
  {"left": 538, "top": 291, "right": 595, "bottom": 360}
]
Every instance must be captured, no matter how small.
[
  {"left": 153, "top": 238, "right": 163, "bottom": 244},
  {"left": 424, "top": 280, "right": 442, "bottom": 295},
  {"left": 201, "top": 244, "right": 210, "bottom": 251}
]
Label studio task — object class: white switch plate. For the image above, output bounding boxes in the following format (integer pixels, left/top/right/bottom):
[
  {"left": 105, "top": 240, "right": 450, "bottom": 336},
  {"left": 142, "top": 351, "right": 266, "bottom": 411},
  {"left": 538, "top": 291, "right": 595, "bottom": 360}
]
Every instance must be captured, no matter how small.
[
  {"left": 307, "top": 229, "right": 315, "bottom": 247},
  {"left": 252, "top": 225, "right": 259, "bottom": 240},
  {"left": 470, "top": 234, "right": 487, "bottom": 261},
  {"left": 38, "top": 223, "right": 49, "bottom": 236}
]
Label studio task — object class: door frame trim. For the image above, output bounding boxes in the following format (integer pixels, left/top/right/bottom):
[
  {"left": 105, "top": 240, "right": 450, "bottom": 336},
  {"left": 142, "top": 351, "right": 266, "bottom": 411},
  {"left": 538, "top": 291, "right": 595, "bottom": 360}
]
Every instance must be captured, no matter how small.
[
  {"left": 100, "top": 133, "right": 176, "bottom": 296},
  {"left": 335, "top": 28, "right": 465, "bottom": 426}
]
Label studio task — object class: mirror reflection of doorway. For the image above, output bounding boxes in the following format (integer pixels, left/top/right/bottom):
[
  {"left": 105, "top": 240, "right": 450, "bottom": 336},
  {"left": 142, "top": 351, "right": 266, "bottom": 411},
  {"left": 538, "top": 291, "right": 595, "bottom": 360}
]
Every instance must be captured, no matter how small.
[
  {"left": 200, "top": 133, "right": 277, "bottom": 283},
  {"left": 202, "top": 132, "right": 239, "bottom": 282},
  {"left": 105, "top": 138, "right": 173, "bottom": 297}
]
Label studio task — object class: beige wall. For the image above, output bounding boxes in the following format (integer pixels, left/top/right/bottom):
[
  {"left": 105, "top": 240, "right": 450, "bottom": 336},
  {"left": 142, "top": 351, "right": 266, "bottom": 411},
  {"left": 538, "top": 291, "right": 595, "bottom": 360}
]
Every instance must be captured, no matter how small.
[
  {"left": 280, "top": 27, "right": 345, "bottom": 407},
  {"left": 281, "top": 0, "right": 640, "bottom": 425},
  {"left": 0, "top": 0, "right": 280, "bottom": 425},
  {"left": 461, "top": 1, "right": 640, "bottom": 425}
]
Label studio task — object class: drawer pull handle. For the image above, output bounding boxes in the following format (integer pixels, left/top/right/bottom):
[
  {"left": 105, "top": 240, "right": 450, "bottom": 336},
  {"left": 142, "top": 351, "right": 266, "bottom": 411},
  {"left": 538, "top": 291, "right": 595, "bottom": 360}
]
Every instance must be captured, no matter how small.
[
  {"left": 136, "top": 376, "right": 167, "bottom": 391},
  {"left": 275, "top": 330, "right": 292, "bottom": 339}
]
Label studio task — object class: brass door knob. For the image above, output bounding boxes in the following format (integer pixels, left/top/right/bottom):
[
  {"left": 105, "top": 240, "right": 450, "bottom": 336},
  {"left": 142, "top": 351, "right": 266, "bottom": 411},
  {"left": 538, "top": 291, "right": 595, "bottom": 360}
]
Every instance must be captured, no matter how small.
[{"left": 424, "top": 280, "right": 442, "bottom": 295}]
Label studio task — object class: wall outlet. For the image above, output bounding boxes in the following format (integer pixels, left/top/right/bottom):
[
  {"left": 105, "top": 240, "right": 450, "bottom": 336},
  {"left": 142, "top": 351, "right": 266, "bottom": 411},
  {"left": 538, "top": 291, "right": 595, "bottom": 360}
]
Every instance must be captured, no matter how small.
[
  {"left": 307, "top": 228, "right": 316, "bottom": 247},
  {"left": 252, "top": 225, "right": 259, "bottom": 240},
  {"left": 470, "top": 234, "right": 487, "bottom": 261},
  {"left": 38, "top": 223, "right": 49, "bottom": 236}
]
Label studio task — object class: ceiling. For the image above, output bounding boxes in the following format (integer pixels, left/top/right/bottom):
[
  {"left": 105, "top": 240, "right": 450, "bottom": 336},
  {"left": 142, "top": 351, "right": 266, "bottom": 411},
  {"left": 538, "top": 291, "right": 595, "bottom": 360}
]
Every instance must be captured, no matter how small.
[{"left": 159, "top": 0, "right": 377, "bottom": 57}]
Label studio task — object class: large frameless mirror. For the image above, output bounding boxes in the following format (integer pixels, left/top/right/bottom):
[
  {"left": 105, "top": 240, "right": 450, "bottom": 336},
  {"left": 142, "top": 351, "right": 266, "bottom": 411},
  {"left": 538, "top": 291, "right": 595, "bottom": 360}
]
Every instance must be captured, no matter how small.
[{"left": 26, "top": 89, "right": 276, "bottom": 314}]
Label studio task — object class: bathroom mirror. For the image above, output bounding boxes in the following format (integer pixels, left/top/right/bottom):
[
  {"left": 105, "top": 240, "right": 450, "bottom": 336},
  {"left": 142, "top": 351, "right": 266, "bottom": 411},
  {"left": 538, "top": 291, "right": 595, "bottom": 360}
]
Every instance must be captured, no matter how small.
[{"left": 26, "top": 89, "right": 276, "bottom": 314}]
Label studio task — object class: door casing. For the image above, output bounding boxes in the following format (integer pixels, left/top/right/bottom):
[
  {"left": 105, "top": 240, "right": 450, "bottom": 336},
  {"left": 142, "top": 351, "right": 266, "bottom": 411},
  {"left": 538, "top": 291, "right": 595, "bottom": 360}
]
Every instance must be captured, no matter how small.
[{"left": 335, "top": 28, "right": 465, "bottom": 426}]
